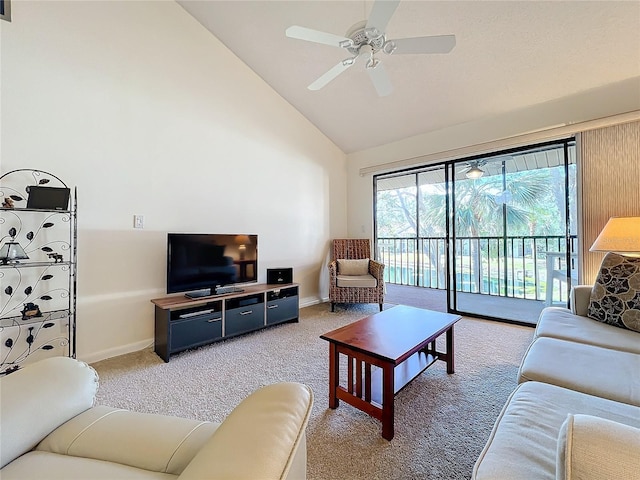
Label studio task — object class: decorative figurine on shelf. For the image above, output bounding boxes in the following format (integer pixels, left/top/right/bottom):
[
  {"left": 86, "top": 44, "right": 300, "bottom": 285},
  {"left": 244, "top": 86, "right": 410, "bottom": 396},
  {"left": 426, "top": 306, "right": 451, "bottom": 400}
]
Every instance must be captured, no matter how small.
[
  {"left": 47, "top": 253, "right": 63, "bottom": 263},
  {"left": 2, "top": 197, "right": 14, "bottom": 209},
  {"left": 21, "top": 302, "right": 42, "bottom": 320}
]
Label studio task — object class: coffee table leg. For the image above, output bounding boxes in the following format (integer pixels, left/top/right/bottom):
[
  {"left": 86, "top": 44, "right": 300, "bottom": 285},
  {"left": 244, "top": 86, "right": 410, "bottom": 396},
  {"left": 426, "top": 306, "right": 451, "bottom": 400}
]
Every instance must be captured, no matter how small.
[
  {"left": 381, "top": 363, "right": 395, "bottom": 440},
  {"left": 328, "top": 342, "right": 339, "bottom": 409},
  {"left": 446, "top": 325, "right": 455, "bottom": 374}
]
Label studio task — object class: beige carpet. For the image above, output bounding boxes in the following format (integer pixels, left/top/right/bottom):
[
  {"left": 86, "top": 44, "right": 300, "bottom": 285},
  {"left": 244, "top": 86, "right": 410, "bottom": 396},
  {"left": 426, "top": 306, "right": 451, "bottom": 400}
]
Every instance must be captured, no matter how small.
[{"left": 92, "top": 302, "right": 534, "bottom": 480}]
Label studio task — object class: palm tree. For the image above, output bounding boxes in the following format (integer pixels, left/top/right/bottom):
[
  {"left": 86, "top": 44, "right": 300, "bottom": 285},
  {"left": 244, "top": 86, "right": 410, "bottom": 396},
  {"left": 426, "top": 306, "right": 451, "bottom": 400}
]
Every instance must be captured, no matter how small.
[
  {"left": 377, "top": 163, "right": 562, "bottom": 294},
  {"left": 419, "top": 167, "right": 554, "bottom": 293}
]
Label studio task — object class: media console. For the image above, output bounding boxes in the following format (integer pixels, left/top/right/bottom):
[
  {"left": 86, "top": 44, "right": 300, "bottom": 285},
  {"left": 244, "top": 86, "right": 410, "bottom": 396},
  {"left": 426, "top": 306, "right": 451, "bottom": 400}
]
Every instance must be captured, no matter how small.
[{"left": 151, "top": 283, "right": 299, "bottom": 362}]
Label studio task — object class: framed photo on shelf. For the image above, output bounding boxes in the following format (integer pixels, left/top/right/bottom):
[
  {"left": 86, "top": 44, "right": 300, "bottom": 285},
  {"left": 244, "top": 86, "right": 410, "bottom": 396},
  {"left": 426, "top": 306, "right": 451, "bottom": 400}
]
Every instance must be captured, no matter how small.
[{"left": 1, "top": 0, "right": 11, "bottom": 22}]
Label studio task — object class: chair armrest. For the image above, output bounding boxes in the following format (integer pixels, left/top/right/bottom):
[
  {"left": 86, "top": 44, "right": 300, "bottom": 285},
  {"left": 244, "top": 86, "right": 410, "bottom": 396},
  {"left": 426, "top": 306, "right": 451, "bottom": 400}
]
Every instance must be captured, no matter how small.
[
  {"left": 557, "top": 414, "right": 640, "bottom": 480},
  {"left": 178, "top": 382, "right": 313, "bottom": 480},
  {"left": 328, "top": 260, "right": 337, "bottom": 282},
  {"left": 369, "top": 259, "right": 385, "bottom": 281},
  {"left": 0, "top": 357, "right": 98, "bottom": 468},
  {"left": 570, "top": 285, "right": 593, "bottom": 316}
]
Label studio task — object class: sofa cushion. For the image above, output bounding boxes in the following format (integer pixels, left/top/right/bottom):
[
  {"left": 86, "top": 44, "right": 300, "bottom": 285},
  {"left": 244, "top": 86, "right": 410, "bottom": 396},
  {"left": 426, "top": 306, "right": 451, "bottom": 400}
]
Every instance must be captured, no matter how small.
[
  {"left": 557, "top": 414, "right": 640, "bottom": 480},
  {"left": 517, "top": 337, "right": 640, "bottom": 406},
  {"left": 587, "top": 252, "right": 640, "bottom": 332},
  {"left": 336, "top": 258, "right": 370, "bottom": 276},
  {"left": 0, "top": 451, "right": 176, "bottom": 480},
  {"left": 471, "top": 382, "right": 640, "bottom": 480},
  {"left": 0, "top": 357, "right": 99, "bottom": 469},
  {"left": 534, "top": 306, "right": 640, "bottom": 354},
  {"left": 336, "top": 274, "right": 377, "bottom": 288}
]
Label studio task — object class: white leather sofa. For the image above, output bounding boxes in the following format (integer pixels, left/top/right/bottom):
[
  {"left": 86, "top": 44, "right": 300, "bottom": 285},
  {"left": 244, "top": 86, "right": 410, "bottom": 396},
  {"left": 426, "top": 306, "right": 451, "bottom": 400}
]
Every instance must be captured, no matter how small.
[
  {"left": 473, "top": 285, "right": 640, "bottom": 480},
  {"left": 0, "top": 357, "right": 313, "bottom": 479}
]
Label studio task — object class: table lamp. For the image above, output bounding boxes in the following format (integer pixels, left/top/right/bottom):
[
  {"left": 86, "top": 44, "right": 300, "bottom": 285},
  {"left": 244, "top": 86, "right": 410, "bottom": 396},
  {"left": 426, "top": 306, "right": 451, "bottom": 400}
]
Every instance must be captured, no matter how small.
[
  {"left": 234, "top": 235, "right": 251, "bottom": 260},
  {"left": 589, "top": 216, "right": 640, "bottom": 256}
]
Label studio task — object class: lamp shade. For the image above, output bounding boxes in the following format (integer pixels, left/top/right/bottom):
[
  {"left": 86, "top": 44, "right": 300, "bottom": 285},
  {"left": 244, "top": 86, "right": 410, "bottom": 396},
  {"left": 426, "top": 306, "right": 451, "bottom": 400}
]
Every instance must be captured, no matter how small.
[
  {"left": 0, "top": 242, "right": 29, "bottom": 263},
  {"left": 590, "top": 216, "right": 640, "bottom": 253},
  {"left": 234, "top": 235, "right": 251, "bottom": 245}
]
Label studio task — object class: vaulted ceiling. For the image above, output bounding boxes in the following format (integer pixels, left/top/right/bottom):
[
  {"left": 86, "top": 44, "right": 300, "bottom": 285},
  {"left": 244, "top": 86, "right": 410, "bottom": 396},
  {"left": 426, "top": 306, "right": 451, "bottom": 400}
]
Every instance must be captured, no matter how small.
[{"left": 178, "top": 1, "right": 640, "bottom": 154}]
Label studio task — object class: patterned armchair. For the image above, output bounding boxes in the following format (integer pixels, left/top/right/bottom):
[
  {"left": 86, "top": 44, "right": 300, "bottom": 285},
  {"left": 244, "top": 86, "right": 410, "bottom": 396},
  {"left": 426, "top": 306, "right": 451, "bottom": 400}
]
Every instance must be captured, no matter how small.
[{"left": 328, "top": 239, "right": 385, "bottom": 312}]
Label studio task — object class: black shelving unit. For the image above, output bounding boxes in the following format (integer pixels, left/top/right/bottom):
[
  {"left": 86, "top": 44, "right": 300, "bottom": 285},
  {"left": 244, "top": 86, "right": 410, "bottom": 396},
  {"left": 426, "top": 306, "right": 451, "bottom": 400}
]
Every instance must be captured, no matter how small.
[{"left": 0, "top": 169, "right": 77, "bottom": 375}]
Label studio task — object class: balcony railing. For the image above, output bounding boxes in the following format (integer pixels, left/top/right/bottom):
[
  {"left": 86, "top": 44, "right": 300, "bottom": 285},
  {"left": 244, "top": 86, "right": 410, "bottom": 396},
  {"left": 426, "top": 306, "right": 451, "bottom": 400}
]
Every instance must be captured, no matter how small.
[{"left": 377, "top": 235, "right": 578, "bottom": 304}]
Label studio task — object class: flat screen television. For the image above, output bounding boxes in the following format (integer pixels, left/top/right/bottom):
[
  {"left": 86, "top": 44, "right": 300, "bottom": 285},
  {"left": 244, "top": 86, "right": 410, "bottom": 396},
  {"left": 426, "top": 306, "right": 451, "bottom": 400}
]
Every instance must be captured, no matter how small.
[{"left": 167, "top": 233, "right": 258, "bottom": 297}]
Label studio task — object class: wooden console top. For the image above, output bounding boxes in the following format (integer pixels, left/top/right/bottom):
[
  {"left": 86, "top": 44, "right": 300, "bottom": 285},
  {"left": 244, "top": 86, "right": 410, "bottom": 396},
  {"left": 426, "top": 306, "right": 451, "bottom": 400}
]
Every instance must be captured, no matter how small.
[{"left": 151, "top": 283, "right": 298, "bottom": 310}]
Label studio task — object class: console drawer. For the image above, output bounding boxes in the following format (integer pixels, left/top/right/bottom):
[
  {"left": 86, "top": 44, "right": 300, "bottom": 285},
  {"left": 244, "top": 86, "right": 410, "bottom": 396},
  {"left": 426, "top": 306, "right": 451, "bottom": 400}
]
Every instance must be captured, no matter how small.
[
  {"left": 266, "top": 295, "right": 299, "bottom": 325},
  {"left": 170, "top": 314, "right": 222, "bottom": 352},
  {"left": 225, "top": 305, "right": 265, "bottom": 336}
]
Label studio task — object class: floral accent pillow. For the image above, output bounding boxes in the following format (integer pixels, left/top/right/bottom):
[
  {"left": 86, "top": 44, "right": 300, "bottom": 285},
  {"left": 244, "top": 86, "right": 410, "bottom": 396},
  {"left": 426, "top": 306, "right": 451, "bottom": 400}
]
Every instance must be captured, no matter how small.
[{"left": 587, "top": 252, "right": 640, "bottom": 332}]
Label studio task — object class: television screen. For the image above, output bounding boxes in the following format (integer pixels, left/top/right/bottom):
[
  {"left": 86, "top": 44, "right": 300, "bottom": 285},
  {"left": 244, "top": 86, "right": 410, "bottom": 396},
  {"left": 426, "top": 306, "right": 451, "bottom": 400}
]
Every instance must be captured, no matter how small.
[{"left": 167, "top": 233, "right": 258, "bottom": 296}]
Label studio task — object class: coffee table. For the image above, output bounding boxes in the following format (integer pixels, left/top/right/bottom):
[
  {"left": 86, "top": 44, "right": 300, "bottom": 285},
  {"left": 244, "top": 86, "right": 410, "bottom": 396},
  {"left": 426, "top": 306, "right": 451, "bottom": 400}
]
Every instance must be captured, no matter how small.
[{"left": 320, "top": 305, "right": 461, "bottom": 440}]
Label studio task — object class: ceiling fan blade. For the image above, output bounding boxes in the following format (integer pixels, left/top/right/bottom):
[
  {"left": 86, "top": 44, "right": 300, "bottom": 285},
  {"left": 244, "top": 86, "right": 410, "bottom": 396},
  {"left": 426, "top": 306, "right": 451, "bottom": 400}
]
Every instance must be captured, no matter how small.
[
  {"left": 384, "top": 34, "right": 456, "bottom": 55},
  {"left": 366, "top": 0, "right": 400, "bottom": 35},
  {"left": 308, "top": 58, "right": 357, "bottom": 91},
  {"left": 367, "top": 62, "right": 393, "bottom": 97},
  {"left": 286, "top": 25, "right": 353, "bottom": 48}
]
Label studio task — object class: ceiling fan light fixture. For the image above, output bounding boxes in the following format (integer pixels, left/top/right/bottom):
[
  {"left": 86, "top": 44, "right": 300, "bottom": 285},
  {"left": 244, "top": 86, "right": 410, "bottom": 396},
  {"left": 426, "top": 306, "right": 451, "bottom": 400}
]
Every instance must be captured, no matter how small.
[
  {"left": 339, "top": 39, "right": 354, "bottom": 49},
  {"left": 366, "top": 57, "right": 380, "bottom": 69},
  {"left": 382, "top": 41, "right": 397, "bottom": 54},
  {"left": 364, "top": 27, "right": 382, "bottom": 40},
  {"left": 465, "top": 165, "right": 484, "bottom": 179}
]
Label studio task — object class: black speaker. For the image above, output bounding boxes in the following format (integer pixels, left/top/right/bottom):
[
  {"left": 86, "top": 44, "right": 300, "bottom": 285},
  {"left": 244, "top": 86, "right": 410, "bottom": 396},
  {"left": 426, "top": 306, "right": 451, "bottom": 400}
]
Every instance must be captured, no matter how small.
[{"left": 267, "top": 268, "right": 293, "bottom": 284}]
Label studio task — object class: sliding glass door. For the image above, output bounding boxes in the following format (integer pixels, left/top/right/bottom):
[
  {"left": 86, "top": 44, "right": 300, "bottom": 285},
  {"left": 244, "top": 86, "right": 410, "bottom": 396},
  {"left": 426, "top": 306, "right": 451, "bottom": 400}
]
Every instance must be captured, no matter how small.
[
  {"left": 375, "top": 139, "right": 577, "bottom": 325},
  {"left": 375, "top": 166, "right": 447, "bottom": 288},
  {"left": 449, "top": 142, "right": 576, "bottom": 322}
]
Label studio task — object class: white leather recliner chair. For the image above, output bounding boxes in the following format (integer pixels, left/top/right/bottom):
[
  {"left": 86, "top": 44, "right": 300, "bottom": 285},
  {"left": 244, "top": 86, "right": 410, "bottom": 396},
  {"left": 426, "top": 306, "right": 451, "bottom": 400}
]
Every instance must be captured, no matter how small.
[{"left": 0, "top": 357, "right": 313, "bottom": 479}]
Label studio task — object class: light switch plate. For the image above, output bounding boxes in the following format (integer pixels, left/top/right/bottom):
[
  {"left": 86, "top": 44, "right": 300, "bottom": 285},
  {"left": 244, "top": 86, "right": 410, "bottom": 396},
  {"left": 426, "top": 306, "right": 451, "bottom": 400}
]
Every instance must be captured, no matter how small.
[{"left": 133, "top": 215, "right": 144, "bottom": 229}]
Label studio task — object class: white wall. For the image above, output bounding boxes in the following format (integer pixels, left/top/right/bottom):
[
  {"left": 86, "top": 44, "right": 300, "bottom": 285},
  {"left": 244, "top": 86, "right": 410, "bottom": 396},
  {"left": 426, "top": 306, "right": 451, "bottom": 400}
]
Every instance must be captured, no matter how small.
[
  {"left": 0, "top": 0, "right": 348, "bottom": 362},
  {"left": 346, "top": 78, "right": 640, "bottom": 240}
]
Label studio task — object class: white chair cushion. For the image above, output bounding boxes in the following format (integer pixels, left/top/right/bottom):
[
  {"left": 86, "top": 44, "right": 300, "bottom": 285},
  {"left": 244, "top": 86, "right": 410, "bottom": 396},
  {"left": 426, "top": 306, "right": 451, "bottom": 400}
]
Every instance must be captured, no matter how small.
[
  {"left": 0, "top": 451, "right": 176, "bottom": 480},
  {"left": 336, "top": 258, "right": 369, "bottom": 276},
  {"left": 336, "top": 274, "right": 377, "bottom": 288},
  {"left": 37, "top": 406, "right": 218, "bottom": 475}
]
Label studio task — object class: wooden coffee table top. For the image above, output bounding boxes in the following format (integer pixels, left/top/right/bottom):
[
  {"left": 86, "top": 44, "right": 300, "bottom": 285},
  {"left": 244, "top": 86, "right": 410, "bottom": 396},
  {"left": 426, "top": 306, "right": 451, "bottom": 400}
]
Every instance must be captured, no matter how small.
[{"left": 320, "top": 305, "right": 461, "bottom": 364}]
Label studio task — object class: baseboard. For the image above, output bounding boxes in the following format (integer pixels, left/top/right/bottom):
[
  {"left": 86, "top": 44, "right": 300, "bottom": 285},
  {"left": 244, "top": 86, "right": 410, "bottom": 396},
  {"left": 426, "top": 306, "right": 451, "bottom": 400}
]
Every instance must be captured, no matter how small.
[
  {"left": 82, "top": 296, "right": 324, "bottom": 363},
  {"left": 300, "top": 296, "right": 324, "bottom": 308},
  {"left": 79, "top": 338, "right": 153, "bottom": 365},
  {"left": 80, "top": 297, "right": 473, "bottom": 369}
]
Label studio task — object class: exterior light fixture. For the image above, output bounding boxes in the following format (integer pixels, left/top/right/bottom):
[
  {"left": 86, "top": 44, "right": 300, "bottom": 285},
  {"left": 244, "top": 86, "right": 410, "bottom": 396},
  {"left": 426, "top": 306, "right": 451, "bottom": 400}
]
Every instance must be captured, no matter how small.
[{"left": 465, "top": 164, "right": 484, "bottom": 179}]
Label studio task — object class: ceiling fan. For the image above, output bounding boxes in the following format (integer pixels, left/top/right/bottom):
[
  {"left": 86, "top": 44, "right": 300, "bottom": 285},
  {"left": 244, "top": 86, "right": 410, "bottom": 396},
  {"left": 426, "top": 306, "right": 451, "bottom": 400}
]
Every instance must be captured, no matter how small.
[
  {"left": 285, "top": 0, "right": 456, "bottom": 97},
  {"left": 463, "top": 160, "right": 488, "bottom": 179},
  {"left": 463, "top": 154, "right": 516, "bottom": 179}
]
